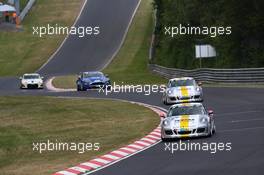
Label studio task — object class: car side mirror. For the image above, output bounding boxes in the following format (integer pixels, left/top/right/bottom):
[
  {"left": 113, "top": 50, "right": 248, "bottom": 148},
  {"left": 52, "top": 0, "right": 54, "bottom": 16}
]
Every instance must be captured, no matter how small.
[
  {"left": 208, "top": 109, "right": 214, "bottom": 115},
  {"left": 19, "top": 77, "right": 22, "bottom": 80},
  {"left": 198, "top": 82, "right": 202, "bottom": 86}
]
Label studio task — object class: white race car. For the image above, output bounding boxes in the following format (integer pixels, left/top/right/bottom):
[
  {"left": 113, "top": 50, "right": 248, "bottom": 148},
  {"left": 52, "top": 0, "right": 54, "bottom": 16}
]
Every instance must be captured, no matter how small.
[
  {"left": 161, "top": 103, "right": 216, "bottom": 141},
  {"left": 20, "top": 73, "right": 44, "bottom": 89},
  {"left": 162, "top": 77, "right": 203, "bottom": 105}
]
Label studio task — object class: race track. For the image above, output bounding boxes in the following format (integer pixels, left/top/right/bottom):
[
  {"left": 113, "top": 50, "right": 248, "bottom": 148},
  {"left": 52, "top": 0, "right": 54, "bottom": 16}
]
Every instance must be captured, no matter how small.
[
  {"left": 38, "top": 0, "right": 140, "bottom": 76},
  {"left": 0, "top": 0, "right": 263, "bottom": 175}
]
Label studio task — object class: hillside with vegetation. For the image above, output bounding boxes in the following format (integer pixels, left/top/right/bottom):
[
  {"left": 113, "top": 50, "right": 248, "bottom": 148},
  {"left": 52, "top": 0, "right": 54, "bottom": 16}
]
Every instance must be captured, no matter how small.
[{"left": 153, "top": 0, "right": 264, "bottom": 69}]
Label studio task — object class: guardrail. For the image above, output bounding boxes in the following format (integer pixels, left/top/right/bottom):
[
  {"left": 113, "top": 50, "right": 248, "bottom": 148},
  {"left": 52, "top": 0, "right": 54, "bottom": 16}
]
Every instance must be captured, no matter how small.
[
  {"left": 19, "top": 0, "right": 35, "bottom": 21},
  {"left": 149, "top": 64, "right": 264, "bottom": 83}
]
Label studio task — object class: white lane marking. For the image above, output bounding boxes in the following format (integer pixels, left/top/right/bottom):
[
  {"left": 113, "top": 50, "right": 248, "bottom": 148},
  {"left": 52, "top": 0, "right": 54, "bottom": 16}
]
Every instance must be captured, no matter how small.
[
  {"left": 99, "top": 0, "right": 142, "bottom": 70},
  {"left": 93, "top": 158, "right": 110, "bottom": 164},
  {"left": 230, "top": 118, "right": 264, "bottom": 123},
  {"left": 37, "top": 0, "right": 88, "bottom": 72},
  {"left": 219, "top": 126, "right": 264, "bottom": 133},
  {"left": 80, "top": 162, "right": 100, "bottom": 169},
  {"left": 57, "top": 171, "right": 76, "bottom": 175}
]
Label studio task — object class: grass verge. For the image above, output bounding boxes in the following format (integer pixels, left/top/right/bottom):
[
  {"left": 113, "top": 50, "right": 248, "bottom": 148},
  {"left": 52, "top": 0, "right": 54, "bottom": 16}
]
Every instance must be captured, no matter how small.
[
  {"left": 53, "top": 0, "right": 166, "bottom": 89},
  {"left": 19, "top": 0, "right": 29, "bottom": 10},
  {"left": 0, "top": 96, "right": 159, "bottom": 175},
  {"left": 0, "top": 0, "right": 83, "bottom": 76}
]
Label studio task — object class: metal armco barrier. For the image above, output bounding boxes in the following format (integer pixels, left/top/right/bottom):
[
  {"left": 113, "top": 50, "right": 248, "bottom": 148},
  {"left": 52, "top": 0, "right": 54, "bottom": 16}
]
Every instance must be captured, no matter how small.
[
  {"left": 149, "top": 64, "right": 264, "bottom": 83},
  {"left": 19, "top": 0, "right": 36, "bottom": 21}
]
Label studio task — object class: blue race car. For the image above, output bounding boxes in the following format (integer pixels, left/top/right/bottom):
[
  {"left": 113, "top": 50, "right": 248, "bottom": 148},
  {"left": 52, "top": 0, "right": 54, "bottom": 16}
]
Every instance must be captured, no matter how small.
[{"left": 76, "top": 71, "right": 111, "bottom": 91}]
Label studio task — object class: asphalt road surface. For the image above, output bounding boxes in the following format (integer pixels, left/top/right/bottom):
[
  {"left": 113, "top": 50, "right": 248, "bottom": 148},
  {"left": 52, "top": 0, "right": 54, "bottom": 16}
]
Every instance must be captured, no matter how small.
[{"left": 38, "top": 0, "right": 140, "bottom": 76}]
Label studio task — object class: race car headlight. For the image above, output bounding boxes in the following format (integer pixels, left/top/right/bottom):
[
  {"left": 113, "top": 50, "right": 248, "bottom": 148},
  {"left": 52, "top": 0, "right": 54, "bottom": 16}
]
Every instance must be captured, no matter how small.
[
  {"left": 163, "top": 120, "right": 169, "bottom": 126},
  {"left": 199, "top": 117, "right": 208, "bottom": 124},
  {"left": 167, "top": 90, "right": 173, "bottom": 94}
]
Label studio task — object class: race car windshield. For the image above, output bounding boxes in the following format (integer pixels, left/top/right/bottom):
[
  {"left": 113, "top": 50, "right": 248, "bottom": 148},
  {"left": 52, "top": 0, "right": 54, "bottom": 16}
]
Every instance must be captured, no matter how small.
[
  {"left": 83, "top": 72, "right": 103, "bottom": 78},
  {"left": 171, "top": 79, "right": 195, "bottom": 87},
  {"left": 23, "top": 75, "right": 40, "bottom": 79},
  {"left": 168, "top": 106, "right": 205, "bottom": 116}
]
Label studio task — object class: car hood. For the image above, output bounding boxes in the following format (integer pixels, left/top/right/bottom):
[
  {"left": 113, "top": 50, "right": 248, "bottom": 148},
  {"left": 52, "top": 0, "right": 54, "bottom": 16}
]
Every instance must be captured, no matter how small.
[
  {"left": 167, "top": 86, "right": 199, "bottom": 96},
  {"left": 22, "top": 79, "right": 42, "bottom": 82},
  {"left": 164, "top": 115, "right": 207, "bottom": 128},
  {"left": 82, "top": 77, "right": 106, "bottom": 83}
]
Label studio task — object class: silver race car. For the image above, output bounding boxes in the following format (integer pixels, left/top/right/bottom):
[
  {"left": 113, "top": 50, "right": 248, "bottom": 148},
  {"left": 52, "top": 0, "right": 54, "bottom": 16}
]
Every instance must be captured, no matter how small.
[
  {"left": 20, "top": 73, "right": 44, "bottom": 89},
  {"left": 161, "top": 103, "right": 215, "bottom": 141},
  {"left": 162, "top": 77, "right": 203, "bottom": 105}
]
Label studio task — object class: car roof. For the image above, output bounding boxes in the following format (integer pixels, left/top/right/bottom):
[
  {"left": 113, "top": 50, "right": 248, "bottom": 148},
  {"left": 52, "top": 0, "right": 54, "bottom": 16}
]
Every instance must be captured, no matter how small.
[
  {"left": 82, "top": 71, "right": 103, "bottom": 74},
  {"left": 170, "top": 102, "right": 203, "bottom": 108},
  {"left": 169, "top": 77, "right": 194, "bottom": 81},
  {"left": 23, "top": 73, "right": 40, "bottom": 76}
]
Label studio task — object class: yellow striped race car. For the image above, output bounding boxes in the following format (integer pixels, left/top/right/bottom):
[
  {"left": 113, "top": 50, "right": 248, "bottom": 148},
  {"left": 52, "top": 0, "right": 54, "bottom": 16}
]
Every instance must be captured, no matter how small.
[
  {"left": 161, "top": 103, "right": 215, "bottom": 141},
  {"left": 162, "top": 77, "right": 203, "bottom": 105}
]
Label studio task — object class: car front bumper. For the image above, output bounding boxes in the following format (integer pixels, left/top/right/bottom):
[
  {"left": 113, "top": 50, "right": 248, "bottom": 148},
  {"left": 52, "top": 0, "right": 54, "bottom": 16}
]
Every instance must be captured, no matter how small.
[
  {"left": 81, "top": 82, "right": 110, "bottom": 89},
  {"left": 21, "top": 83, "right": 43, "bottom": 89},
  {"left": 161, "top": 125, "right": 210, "bottom": 139}
]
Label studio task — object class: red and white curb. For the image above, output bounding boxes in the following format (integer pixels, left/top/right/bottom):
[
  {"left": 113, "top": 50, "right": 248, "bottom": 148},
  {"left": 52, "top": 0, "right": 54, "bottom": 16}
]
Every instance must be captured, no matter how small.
[
  {"left": 53, "top": 106, "right": 166, "bottom": 175},
  {"left": 46, "top": 77, "right": 76, "bottom": 92}
]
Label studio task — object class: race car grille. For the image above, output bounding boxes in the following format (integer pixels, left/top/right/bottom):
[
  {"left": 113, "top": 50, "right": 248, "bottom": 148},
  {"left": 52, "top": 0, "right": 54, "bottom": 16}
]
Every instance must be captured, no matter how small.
[
  {"left": 177, "top": 96, "right": 191, "bottom": 100},
  {"left": 170, "top": 97, "right": 176, "bottom": 101},
  {"left": 27, "top": 84, "right": 38, "bottom": 89},
  {"left": 90, "top": 82, "right": 105, "bottom": 86},
  {"left": 197, "top": 128, "right": 206, "bottom": 133},
  {"left": 177, "top": 130, "right": 192, "bottom": 135},
  {"left": 164, "top": 130, "right": 173, "bottom": 135},
  {"left": 194, "top": 95, "right": 200, "bottom": 99},
  {"left": 174, "top": 129, "right": 197, "bottom": 135}
]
